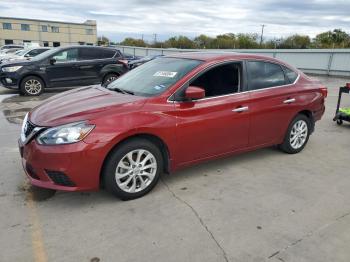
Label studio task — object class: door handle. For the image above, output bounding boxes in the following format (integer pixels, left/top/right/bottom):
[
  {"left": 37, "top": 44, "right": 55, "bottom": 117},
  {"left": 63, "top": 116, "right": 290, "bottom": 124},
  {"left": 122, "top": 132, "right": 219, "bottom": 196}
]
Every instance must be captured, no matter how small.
[
  {"left": 283, "top": 98, "right": 296, "bottom": 104},
  {"left": 232, "top": 106, "right": 249, "bottom": 113}
]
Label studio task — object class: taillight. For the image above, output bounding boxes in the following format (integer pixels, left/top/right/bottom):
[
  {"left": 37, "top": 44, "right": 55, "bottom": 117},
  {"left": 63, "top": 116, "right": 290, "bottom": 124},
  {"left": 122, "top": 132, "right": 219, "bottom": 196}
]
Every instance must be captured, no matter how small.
[
  {"left": 118, "top": 59, "right": 128, "bottom": 68},
  {"left": 320, "top": 87, "right": 328, "bottom": 98}
]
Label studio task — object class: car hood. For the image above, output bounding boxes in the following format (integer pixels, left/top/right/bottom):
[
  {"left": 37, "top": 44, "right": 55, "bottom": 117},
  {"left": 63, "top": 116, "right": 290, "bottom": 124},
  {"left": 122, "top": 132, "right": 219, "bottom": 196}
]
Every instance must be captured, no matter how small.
[{"left": 30, "top": 86, "right": 147, "bottom": 126}]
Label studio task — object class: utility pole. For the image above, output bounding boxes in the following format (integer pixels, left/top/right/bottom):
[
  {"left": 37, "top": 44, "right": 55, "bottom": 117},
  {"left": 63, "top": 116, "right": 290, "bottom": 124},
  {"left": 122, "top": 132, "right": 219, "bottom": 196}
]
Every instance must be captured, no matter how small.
[
  {"left": 153, "top": 33, "right": 157, "bottom": 44},
  {"left": 260, "top": 24, "right": 266, "bottom": 46}
]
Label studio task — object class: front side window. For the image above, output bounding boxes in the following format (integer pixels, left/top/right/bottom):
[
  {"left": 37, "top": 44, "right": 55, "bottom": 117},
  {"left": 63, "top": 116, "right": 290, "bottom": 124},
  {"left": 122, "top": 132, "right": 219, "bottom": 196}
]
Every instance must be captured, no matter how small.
[
  {"left": 21, "top": 24, "right": 30, "bottom": 31},
  {"left": 190, "top": 62, "right": 241, "bottom": 98},
  {"left": 108, "top": 57, "right": 202, "bottom": 97},
  {"left": 52, "top": 48, "right": 78, "bottom": 62},
  {"left": 3, "top": 23, "right": 12, "bottom": 30},
  {"left": 247, "top": 61, "right": 286, "bottom": 90}
]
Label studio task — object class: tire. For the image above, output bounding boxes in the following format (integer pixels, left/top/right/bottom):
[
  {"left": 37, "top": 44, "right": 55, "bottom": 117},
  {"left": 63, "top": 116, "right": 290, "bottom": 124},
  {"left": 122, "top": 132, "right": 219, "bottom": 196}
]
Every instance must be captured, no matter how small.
[
  {"left": 336, "top": 119, "right": 343, "bottom": 125},
  {"left": 20, "top": 76, "right": 44, "bottom": 96},
  {"left": 279, "top": 114, "right": 311, "bottom": 154},
  {"left": 102, "top": 73, "right": 119, "bottom": 86},
  {"left": 103, "top": 138, "right": 163, "bottom": 200}
]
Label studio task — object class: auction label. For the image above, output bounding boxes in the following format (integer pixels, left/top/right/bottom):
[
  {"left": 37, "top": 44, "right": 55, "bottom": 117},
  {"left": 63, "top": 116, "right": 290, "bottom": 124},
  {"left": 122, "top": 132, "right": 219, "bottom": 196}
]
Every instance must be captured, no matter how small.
[{"left": 153, "top": 71, "right": 177, "bottom": 78}]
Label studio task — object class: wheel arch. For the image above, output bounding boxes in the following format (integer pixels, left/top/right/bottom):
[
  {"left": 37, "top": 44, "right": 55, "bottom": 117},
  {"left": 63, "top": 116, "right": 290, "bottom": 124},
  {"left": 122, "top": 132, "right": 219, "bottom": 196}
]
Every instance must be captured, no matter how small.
[
  {"left": 100, "top": 133, "right": 171, "bottom": 185},
  {"left": 19, "top": 74, "right": 47, "bottom": 89},
  {"left": 297, "top": 109, "right": 315, "bottom": 133}
]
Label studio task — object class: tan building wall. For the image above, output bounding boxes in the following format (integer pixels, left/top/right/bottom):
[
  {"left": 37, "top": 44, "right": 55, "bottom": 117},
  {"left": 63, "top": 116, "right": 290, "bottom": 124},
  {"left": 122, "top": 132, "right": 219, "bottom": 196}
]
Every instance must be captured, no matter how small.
[{"left": 0, "top": 17, "right": 97, "bottom": 47}]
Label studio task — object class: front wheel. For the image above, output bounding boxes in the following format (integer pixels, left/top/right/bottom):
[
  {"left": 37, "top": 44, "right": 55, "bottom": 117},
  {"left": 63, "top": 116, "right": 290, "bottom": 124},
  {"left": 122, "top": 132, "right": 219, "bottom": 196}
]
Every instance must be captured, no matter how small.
[
  {"left": 20, "top": 76, "right": 45, "bottom": 96},
  {"left": 279, "top": 114, "right": 311, "bottom": 154},
  {"left": 103, "top": 138, "right": 163, "bottom": 200}
]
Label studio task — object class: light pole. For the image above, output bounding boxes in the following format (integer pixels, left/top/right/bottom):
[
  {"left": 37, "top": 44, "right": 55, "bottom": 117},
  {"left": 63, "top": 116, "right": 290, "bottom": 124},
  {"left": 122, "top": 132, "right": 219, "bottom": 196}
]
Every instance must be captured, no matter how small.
[{"left": 260, "top": 24, "right": 266, "bottom": 46}]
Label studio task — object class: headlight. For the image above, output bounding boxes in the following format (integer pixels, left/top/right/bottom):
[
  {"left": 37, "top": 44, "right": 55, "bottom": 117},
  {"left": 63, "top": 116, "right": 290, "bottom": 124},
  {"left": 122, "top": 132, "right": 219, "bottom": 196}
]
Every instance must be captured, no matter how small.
[
  {"left": 2, "top": 66, "right": 23, "bottom": 72},
  {"left": 37, "top": 121, "right": 95, "bottom": 145}
]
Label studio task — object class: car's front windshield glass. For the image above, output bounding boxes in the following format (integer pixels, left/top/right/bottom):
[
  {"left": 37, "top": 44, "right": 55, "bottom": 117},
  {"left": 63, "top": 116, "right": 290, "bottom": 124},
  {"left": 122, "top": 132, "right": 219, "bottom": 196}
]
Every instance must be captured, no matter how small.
[
  {"left": 107, "top": 57, "right": 202, "bottom": 97},
  {"left": 16, "top": 50, "right": 27, "bottom": 56}
]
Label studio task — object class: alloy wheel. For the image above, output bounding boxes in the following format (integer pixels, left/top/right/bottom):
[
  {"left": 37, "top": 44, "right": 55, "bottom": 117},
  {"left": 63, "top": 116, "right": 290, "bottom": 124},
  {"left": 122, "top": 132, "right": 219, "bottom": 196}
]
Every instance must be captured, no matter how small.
[
  {"left": 289, "top": 120, "right": 308, "bottom": 149},
  {"left": 115, "top": 149, "right": 157, "bottom": 193},
  {"left": 24, "top": 79, "right": 42, "bottom": 95}
]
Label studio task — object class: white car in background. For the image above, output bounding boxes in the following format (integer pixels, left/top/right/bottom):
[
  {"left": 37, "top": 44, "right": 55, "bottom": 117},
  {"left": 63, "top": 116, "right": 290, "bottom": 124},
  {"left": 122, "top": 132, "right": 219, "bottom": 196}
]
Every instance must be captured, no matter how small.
[{"left": 0, "top": 47, "right": 50, "bottom": 63}]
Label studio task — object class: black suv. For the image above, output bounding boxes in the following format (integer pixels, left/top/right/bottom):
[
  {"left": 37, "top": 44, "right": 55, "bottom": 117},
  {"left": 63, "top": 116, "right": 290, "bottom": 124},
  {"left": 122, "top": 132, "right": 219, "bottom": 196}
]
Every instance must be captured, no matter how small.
[{"left": 0, "top": 46, "right": 128, "bottom": 95}]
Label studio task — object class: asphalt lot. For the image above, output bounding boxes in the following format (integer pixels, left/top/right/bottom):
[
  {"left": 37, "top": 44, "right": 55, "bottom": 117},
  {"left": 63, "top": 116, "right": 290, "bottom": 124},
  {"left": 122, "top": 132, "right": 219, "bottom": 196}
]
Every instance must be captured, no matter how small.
[{"left": 1, "top": 76, "right": 350, "bottom": 262}]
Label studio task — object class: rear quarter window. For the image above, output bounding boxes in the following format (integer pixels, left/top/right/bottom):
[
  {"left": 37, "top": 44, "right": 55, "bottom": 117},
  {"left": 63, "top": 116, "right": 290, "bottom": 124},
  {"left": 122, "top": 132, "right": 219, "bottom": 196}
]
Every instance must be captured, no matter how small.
[{"left": 282, "top": 66, "right": 298, "bottom": 83}]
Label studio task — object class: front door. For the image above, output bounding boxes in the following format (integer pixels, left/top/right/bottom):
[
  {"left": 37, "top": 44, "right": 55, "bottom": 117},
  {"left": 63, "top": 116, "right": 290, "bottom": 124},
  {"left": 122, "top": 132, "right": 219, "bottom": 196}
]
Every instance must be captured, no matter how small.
[
  {"left": 174, "top": 61, "right": 250, "bottom": 165},
  {"left": 45, "top": 48, "right": 82, "bottom": 87}
]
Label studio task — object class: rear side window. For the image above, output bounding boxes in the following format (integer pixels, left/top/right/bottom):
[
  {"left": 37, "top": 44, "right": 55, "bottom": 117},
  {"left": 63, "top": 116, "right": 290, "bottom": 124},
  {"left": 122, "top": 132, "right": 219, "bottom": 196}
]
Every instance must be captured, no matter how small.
[
  {"left": 247, "top": 61, "right": 286, "bottom": 90},
  {"left": 100, "top": 49, "right": 117, "bottom": 59},
  {"left": 79, "top": 48, "right": 116, "bottom": 60},
  {"left": 282, "top": 66, "right": 298, "bottom": 83},
  {"left": 79, "top": 48, "right": 101, "bottom": 60}
]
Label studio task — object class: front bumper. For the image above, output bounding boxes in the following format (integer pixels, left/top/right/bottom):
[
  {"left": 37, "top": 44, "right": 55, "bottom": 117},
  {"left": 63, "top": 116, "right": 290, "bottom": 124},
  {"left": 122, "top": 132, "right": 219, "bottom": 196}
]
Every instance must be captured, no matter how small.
[
  {"left": 0, "top": 71, "right": 20, "bottom": 88},
  {"left": 18, "top": 138, "right": 108, "bottom": 191}
]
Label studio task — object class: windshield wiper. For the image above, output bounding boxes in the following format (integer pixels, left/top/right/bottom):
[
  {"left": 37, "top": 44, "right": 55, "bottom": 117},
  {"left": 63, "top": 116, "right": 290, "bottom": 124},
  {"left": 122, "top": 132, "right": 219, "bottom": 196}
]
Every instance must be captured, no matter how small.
[{"left": 112, "top": 87, "right": 134, "bottom": 95}]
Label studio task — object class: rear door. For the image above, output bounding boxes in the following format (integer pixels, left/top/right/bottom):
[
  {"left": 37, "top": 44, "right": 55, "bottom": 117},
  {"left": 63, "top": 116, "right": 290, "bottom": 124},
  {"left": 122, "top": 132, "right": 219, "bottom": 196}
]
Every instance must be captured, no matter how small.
[
  {"left": 76, "top": 47, "right": 117, "bottom": 85},
  {"left": 246, "top": 60, "right": 300, "bottom": 146}
]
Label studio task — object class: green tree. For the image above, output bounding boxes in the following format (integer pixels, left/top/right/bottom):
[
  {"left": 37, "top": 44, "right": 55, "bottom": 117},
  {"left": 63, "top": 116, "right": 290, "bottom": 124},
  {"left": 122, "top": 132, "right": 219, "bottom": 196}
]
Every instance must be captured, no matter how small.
[
  {"left": 236, "top": 33, "right": 259, "bottom": 49},
  {"left": 211, "top": 33, "right": 236, "bottom": 49},
  {"left": 164, "top": 36, "right": 196, "bottom": 49},
  {"left": 120, "top": 38, "right": 147, "bottom": 47},
  {"left": 279, "top": 34, "right": 311, "bottom": 49},
  {"left": 314, "top": 29, "right": 350, "bottom": 48},
  {"left": 194, "top": 34, "right": 214, "bottom": 49}
]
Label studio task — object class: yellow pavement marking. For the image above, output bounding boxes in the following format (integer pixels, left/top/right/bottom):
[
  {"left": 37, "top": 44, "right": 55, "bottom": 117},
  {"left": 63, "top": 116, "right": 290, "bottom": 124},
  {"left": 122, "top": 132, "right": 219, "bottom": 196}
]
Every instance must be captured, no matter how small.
[{"left": 26, "top": 189, "right": 48, "bottom": 262}]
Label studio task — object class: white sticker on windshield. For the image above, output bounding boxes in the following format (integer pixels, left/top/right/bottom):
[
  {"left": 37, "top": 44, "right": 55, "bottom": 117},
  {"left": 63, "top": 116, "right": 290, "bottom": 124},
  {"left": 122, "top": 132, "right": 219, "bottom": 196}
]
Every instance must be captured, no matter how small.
[{"left": 153, "top": 71, "right": 177, "bottom": 78}]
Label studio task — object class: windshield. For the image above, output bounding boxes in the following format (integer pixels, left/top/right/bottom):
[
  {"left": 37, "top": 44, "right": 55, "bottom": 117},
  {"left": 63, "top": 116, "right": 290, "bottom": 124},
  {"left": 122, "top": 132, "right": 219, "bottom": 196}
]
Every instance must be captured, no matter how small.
[
  {"left": 16, "top": 50, "right": 27, "bottom": 56},
  {"left": 107, "top": 57, "right": 202, "bottom": 97},
  {"left": 31, "top": 48, "right": 59, "bottom": 61}
]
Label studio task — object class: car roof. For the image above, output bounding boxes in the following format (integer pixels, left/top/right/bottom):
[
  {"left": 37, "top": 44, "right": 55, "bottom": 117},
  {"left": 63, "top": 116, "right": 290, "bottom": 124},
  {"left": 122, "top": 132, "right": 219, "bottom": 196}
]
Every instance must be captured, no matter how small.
[{"left": 165, "top": 52, "right": 284, "bottom": 64}]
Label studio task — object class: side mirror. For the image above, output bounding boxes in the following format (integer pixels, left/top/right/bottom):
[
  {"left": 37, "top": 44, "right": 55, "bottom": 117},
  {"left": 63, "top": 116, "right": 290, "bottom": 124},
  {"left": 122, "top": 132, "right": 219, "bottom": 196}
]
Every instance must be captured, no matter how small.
[
  {"left": 24, "top": 54, "right": 30, "bottom": 57},
  {"left": 49, "top": 58, "right": 56, "bottom": 65},
  {"left": 185, "top": 86, "right": 205, "bottom": 100}
]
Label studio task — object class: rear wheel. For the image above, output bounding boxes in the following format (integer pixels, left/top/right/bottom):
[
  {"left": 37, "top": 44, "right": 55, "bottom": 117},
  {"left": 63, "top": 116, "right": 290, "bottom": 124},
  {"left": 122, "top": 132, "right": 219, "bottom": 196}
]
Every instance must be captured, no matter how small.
[
  {"left": 102, "top": 73, "right": 119, "bottom": 86},
  {"left": 279, "top": 114, "right": 311, "bottom": 154},
  {"left": 103, "top": 138, "right": 163, "bottom": 200},
  {"left": 20, "top": 76, "right": 44, "bottom": 96}
]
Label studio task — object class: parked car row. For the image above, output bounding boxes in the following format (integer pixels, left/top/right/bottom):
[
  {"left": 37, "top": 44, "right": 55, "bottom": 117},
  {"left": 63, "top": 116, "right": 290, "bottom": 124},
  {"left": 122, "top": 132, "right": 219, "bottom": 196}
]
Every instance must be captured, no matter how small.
[
  {"left": 0, "top": 46, "right": 129, "bottom": 95},
  {"left": 0, "top": 47, "right": 50, "bottom": 64}
]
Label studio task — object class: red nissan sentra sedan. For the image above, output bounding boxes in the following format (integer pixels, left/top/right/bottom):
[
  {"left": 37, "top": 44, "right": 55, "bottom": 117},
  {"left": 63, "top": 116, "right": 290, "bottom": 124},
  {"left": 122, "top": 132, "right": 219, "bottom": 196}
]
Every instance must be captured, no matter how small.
[{"left": 18, "top": 53, "right": 327, "bottom": 200}]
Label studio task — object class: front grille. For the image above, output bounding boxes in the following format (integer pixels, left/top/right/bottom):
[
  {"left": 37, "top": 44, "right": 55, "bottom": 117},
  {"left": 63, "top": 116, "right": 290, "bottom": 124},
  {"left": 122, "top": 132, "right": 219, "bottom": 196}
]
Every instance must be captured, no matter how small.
[
  {"left": 24, "top": 120, "right": 36, "bottom": 138},
  {"left": 26, "top": 163, "right": 40, "bottom": 180},
  {"left": 45, "top": 170, "right": 76, "bottom": 187}
]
